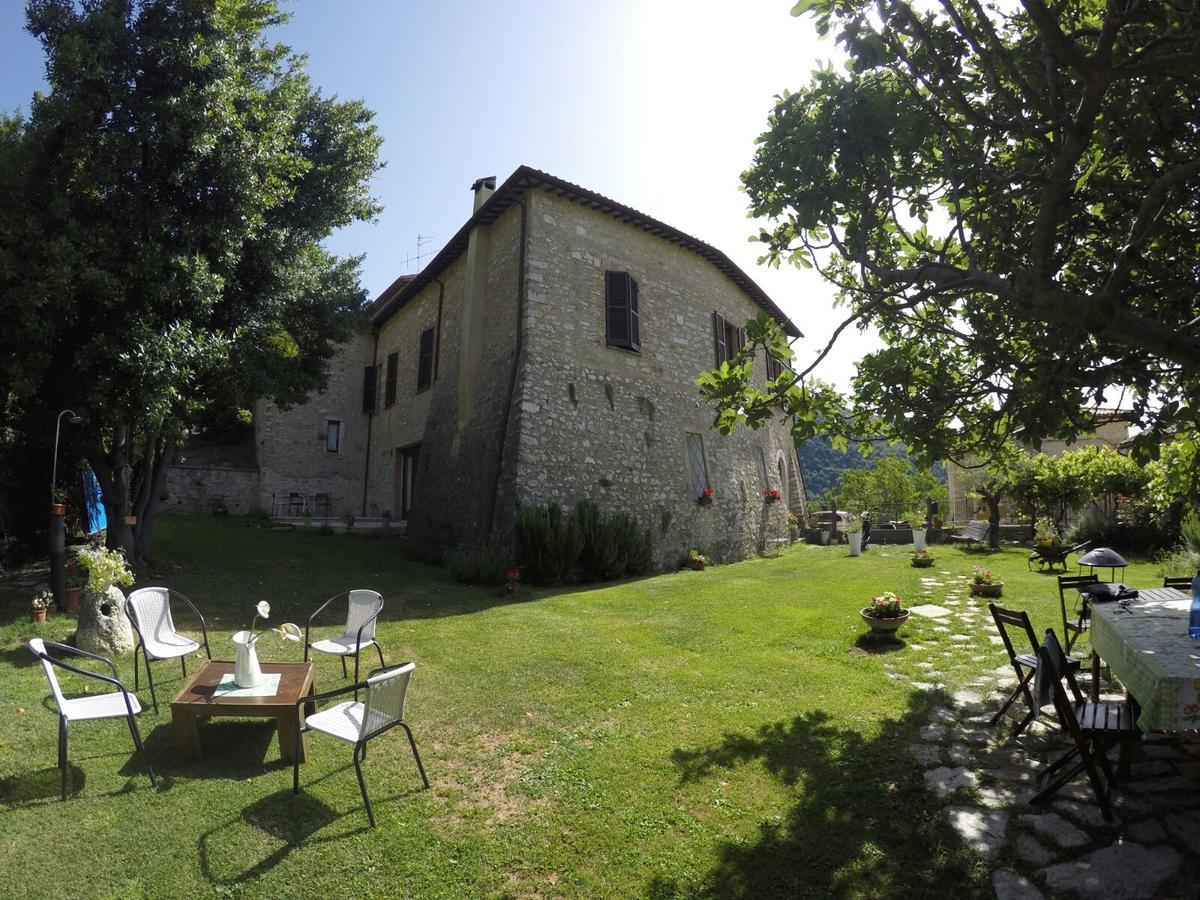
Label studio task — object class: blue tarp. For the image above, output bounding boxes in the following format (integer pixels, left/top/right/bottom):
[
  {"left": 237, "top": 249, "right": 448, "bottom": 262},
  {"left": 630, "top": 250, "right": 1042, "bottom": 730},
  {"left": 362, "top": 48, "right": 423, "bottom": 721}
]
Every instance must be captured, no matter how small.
[{"left": 82, "top": 468, "right": 106, "bottom": 533}]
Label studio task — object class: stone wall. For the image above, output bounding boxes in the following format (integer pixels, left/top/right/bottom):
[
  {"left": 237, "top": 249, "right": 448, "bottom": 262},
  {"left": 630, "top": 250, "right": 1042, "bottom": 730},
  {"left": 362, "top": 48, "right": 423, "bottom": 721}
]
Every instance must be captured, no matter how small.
[
  {"left": 163, "top": 465, "right": 261, "bottom": 516},
  {"left": 367, "top": 201, "right": 524, "bottom": 543},
  {"left": 255, "top": 332, "right": 375, "bottom": 518},
  {"left": 509, "top": 189, "right": 804, "bottom": 568}
]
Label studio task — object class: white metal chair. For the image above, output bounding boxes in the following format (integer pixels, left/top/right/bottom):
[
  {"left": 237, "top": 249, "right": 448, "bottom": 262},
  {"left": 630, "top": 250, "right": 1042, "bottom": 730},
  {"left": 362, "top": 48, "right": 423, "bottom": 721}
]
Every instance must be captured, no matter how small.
[
  {"left": 293, "top": 662, "right": 428, "bottom": 827},
  {"left": 125, "top": 586, "right": 211, "bottom": 713},
  {"left": 27, "top": 638, "right": 156, "bottom": 800},
  {"left": 304, "top": 589, "right": 386, "bottom": 686}
]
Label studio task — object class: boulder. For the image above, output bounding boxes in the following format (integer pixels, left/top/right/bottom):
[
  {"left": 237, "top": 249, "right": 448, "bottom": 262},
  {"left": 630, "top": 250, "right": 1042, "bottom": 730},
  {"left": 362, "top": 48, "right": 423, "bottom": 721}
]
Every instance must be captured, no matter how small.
[{"left": 76, "top": 586, "right": 135, "bottom": 656}]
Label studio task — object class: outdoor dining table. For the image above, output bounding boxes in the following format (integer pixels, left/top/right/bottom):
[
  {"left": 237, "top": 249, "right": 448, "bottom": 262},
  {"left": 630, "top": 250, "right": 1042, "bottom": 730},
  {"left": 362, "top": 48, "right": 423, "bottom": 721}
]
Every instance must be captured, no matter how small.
[{"left": 1088, "top": 587, "right": 1200, "bottom": 732}]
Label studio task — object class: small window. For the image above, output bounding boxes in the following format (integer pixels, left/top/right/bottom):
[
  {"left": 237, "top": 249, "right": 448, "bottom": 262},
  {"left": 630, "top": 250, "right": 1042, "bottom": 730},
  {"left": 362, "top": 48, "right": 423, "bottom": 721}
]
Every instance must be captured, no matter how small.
[
  {"left": 416, "top": 328, "right": 435, "bottom": 392},
  {"left": 713, "top": 312, "right": 745, "bottom": 365},
  {"left": 756, "top": 446, "right": 769, "bottom": 488},
  {"left": 685, "top": 432, "right": 709, "bottom": 500},
  {"left": 362, "top": 366, "right": 377, "bottom": 413},
  {"left": 385, "top": 352, "right": 398, "bottom": 407},
  {"left": 605, "top": 271, "right": 640, "bottom": 351},
  {"left": 325, "top": 419, "right": 342, "bottom": 454},
  {"left": 765, "top": 350, "right": 783, "bottom": 382}
]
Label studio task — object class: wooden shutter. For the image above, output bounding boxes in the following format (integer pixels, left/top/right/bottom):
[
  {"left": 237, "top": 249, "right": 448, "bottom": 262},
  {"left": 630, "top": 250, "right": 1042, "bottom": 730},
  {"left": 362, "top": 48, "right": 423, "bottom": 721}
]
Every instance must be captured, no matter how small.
[
  {"left": 737, "top": 327, "right": 747, "bottom": 353},
  {"left": 417, "top": 328, "right": 434, "bottom": 391},
  {"left": 385, "top": 352, "right": 398, "bottom": 407},
  {"left": 606, "top": 271, "right": 630, "bottom": 347},
  {"left": 628, "top": 278, "right": 640, "bottom": 351},
  {"left": 713, "top": 311, "right": 727, "bottom": 364},
  {"left": 362, "top": 365, "right": 377, "bottom": 413}
]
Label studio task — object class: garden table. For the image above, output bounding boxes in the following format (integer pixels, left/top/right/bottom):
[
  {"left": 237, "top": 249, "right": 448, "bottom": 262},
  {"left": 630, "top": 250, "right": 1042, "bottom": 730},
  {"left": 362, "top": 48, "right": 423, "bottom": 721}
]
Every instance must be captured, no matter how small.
[
  {"left": 170, "top": 660, "right": 316, "bottom": 763},
  {"left": 1089, "top": 587, "right": 1200, "bottom": 731}
]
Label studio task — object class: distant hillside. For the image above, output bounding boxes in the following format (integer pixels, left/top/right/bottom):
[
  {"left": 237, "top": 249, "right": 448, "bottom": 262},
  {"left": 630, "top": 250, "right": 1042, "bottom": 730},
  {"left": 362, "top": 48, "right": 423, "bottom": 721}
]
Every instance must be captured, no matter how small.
[{"left": 797, "top": 436, "right": 945, "bottom": 504}]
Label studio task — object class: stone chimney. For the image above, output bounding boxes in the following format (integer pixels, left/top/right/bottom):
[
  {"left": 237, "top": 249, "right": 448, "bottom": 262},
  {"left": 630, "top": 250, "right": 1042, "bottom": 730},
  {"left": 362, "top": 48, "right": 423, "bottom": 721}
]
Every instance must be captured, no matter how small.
[{"left": 471, "top": 175, "right": 496, "bottom": 212}]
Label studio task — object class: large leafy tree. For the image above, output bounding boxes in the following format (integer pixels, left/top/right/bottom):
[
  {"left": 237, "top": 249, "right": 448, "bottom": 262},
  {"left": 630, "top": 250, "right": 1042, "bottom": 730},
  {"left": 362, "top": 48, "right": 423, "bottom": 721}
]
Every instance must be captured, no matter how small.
[
  {"left": 699, "top": 0, "right": 1200, "bottom": 472},
  {"left": 0, "top": 0, "right": 382, "bottom": 562}
]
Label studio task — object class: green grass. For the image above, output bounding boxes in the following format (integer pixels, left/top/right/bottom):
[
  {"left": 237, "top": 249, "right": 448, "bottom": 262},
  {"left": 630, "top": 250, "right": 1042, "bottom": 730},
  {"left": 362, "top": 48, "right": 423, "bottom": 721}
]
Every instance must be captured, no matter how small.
[{"left": 0, "top": 519, "right": 1164, "bottom": 898}]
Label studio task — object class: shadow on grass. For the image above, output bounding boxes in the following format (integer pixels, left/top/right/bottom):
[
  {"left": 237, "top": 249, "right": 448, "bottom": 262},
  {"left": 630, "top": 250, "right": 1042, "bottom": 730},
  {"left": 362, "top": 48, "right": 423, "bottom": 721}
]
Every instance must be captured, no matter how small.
[
  {"left": 652, "top": 692, "right": 989, "bottom": 900},
  {"left": 197, "top": 772, "right": 425, "bottom": 886},
  {"left": 852, "top": 633, "right": 907, "bottom": 655},
  {"left": 141, "top": 719, "right": 284, "bottom": 781},
  {"left": 0, "top": 764, "right": 86, "bottom": 805}
]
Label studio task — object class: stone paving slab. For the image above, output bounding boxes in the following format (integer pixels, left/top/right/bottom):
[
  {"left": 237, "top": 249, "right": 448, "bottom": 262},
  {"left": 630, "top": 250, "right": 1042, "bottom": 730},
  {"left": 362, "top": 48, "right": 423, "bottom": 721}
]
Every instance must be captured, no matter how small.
[
  {"left": 946, "top": 806, "right": 1007, "bottom": 858},
  {"left": 1040, "top": 842, "right": 1182, "bottom": 900},
  {"left": 909, "top": 603, "right": 952, "bottom": 618}
]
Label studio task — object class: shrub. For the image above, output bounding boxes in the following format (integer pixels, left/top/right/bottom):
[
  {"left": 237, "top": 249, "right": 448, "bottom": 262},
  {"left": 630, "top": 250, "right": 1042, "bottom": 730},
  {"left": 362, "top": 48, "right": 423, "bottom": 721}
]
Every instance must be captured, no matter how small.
[
  {"left": 1157, "top": 544, "right": 1200, "bottom": 580},
  {"left": 516, "top": 503, "right": 583, "bottom": 584},
  {"left": 446, "top": 541, "right": 510, "bottom": 585},
  {"left": 574, "top": 501, "right": 654, "bottom": 580},
  {"left": 1181, "top": 509, "right": 1200, "bottom": 554}
]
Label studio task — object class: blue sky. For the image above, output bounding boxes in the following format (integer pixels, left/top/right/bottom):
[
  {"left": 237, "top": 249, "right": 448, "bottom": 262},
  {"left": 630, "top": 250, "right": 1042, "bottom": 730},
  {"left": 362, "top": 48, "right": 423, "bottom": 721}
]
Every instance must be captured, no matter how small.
[{"left": 0, "top": 0, "right": 874, "bottom": 385}]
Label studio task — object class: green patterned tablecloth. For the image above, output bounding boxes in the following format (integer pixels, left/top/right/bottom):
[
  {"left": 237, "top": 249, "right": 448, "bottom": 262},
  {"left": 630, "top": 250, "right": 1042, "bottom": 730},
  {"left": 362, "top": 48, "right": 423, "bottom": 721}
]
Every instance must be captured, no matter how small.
[{"left": 1091, "top": 587, "right": 1200, "bottom": 732}]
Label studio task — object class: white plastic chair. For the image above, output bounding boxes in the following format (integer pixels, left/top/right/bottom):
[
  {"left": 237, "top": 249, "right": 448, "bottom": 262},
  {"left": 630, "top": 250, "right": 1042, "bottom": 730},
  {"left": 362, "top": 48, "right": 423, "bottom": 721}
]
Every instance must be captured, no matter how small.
[
  {"left": 125, "top": 586, "right": 211, "bottom": 713},
  {"left": 27, "top": 638, "right": 156, "bottom": 800},
  {"left": 293, "top": 662, "right": 428, "bottom": 827},
  {"left": 304, "top": 589, "right": 386, "bottom": 686}
]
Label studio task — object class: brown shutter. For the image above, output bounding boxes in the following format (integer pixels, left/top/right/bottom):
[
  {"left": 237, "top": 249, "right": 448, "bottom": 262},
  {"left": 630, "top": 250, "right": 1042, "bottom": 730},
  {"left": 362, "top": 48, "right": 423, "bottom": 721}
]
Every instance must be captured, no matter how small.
[
  {"left": 417, "top": 328, "right": 434, "bottom": 391},
  {"left": 737, "top": 327, "right": 747, "bottom": 354},
  {"left": 385, "top": 352, "right": 398, "bottom": 407},
  {"left": 629, "top": 277, "right": 640, "bottom": 351},
  {"left": 713, "top": 311, "right": 727, "bottom": 364},
  {"left": 606, "top": 271, "right": 630, "bottom": 346},
  {"left": 362, "top": 366, "right": 377, "bottom": 413}
]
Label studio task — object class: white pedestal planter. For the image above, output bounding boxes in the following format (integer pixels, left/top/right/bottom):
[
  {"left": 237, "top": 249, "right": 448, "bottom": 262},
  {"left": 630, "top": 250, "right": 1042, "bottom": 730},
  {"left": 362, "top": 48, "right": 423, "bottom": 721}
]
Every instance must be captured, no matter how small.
[
  {"left": 848, "top": 532, "right": 863, "bottom": 557},
  {"left": 913, "top": 528, "right": 928, "bottom": 552}
]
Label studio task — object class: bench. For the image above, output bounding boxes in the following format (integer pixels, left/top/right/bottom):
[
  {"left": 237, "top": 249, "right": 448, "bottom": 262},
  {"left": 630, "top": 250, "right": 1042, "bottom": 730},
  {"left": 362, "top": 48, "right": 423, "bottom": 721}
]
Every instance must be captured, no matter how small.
[{"left": 950, "top": 519, "right": 990, "bottom": 548}]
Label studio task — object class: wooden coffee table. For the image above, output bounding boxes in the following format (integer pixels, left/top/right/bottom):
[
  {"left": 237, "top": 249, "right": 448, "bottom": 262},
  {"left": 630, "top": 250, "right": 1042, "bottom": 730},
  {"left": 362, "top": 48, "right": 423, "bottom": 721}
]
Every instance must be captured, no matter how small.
[{"left": 171, "top": 660, "right": 316, "bottom": 763}]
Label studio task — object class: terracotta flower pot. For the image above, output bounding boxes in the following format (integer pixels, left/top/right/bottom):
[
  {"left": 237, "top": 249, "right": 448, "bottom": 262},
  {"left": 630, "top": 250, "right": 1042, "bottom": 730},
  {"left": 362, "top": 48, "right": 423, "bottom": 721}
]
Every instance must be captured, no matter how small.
[
  {"left": 860, "top": 609, "right": 909, "bottom": 633},
  {"left": 30, "top": 608, "right": 47, "bottom": 624},
  {"left": 970, "top": 582, "right": 1004, "bottom": 598},
  {"left": 50, "top": 503, "right": 65, "bottom": 516},
  {"left": 65, "top": 586, "right": 82, "bottom": 613}
]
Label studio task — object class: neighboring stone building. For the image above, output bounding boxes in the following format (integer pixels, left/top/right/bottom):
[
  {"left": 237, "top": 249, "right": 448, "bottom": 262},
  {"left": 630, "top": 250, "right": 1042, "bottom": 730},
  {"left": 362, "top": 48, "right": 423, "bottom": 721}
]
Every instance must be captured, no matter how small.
[
  {"left": 255, "top": 166, "right": 807, "bottom": 567},
  {"left": 944, "top": 413, "right": 1131, "bottom": 524}
]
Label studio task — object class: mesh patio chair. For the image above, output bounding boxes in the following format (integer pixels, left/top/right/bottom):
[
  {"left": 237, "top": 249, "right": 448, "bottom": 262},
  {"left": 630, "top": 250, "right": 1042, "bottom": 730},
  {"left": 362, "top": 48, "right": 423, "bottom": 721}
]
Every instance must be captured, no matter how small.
[
  {"left": 293, "top": 662, "right": 429, "bottom": 827},
  {"left": 304, "top": 590, "right": 386, "bottom": 689},
  {"left": 988, "top": 604, "right": 1081, "bottom": 737},
  {"left": 27, "top": 638, "right": 156, "bottom": 800},
  {"left": 1030, "top": 630, "right": 1138, "bottom": 822},
  {"left": 126, "top": 587, "right": 211, "bottom": 713}
]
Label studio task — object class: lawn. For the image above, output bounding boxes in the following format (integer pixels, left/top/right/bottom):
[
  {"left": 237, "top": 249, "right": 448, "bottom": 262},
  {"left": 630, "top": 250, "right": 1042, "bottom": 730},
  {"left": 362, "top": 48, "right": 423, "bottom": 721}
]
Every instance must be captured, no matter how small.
[{"left": 0, "top": 518, "right": 1164, "bottom": 899}]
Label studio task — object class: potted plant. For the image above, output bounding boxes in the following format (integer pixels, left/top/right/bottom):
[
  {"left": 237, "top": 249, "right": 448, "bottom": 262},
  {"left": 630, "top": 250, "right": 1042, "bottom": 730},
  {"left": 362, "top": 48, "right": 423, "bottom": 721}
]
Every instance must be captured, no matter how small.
[
  {"left": 970, "top": 566, "right": 1004, "bottom": 597},
  {"left": 380, "top": 510, "right": 393, "bottom": 528},
  {"left": 764, "top": 488, "right": 781, "bottom": 505},
  {"left": 50, "top": 487, "right": 67, "bottom": 517},
  {"left": 788, "top": 511, "right": 800, "bottom": 542},
  {"left": 65, "top": 569, "right": 84, "bottom": 612},
  {"left": 301, "top": 511, "right": 313, "bottom": 526},
  {"left": 911, "top": 549, "right": 936, "bottom": 568},
  {"left": 846, "top": 514, "right": 863, "bottom": 557},
  {"left": 905, "top": 508, "right": 928, "bottom": 552},
  {"left": 860, "top": 591, "right": 909, "bottom": 633},
  {"left": 1034, "top": 516, "right": 1061, "bottom": 551},
  {"left": 685, "top": 549, "right": 709, "bottom": 571},
  {"left": 505, "top": 568, "right": 521, "bottom": 595},
  {"left": 30, "top": 590, "right": 54, "bottom": 623},
  {"left": 697, "top": 487, "right": 714, "bottom": 507}
]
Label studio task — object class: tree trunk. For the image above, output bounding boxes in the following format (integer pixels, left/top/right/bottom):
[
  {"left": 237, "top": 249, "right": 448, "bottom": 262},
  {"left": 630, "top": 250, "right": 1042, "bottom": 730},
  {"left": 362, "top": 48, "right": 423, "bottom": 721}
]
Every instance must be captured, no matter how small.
[{"left": 132, "top": 438, "right": 175, "bottom": 564}]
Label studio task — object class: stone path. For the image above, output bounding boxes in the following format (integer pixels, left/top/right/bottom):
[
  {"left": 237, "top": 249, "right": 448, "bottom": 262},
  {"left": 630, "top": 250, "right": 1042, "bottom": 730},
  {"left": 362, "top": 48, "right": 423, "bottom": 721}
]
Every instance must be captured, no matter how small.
[{"left": 892, "top": 570, "right": 1200, "bottom": 899}]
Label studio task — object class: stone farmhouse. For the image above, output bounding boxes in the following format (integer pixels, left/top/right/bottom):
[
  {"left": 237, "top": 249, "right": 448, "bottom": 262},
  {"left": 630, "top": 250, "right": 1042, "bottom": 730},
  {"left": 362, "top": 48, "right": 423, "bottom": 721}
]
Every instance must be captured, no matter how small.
[{"left": 214, "top": 167, "right": 807, "bottom": 568}]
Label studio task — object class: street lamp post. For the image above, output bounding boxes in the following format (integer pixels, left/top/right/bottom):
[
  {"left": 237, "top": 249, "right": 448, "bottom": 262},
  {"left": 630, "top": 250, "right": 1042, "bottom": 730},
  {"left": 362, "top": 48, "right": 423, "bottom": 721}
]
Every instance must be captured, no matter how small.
[{"left": 49, "top": 409, "right": 83, "bottom": 612}]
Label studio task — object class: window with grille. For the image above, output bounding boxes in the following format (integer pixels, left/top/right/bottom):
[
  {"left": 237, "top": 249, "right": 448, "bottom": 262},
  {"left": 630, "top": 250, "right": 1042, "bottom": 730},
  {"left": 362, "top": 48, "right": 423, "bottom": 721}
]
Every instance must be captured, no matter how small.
[
  {"left": 685, "top": 432, "right": 709, "bottom": 500},
  {"left": 713, "top": 312, "right": 745, "bottom": 365},
  {"left": 605, "top": 271, "right": 640, "bottom": 351},
  {"left": 385, "top": 352, "right": 398, "bottom": 407},
  {"left": 416, "top": 328, "right": 435, "bottom": 392}
]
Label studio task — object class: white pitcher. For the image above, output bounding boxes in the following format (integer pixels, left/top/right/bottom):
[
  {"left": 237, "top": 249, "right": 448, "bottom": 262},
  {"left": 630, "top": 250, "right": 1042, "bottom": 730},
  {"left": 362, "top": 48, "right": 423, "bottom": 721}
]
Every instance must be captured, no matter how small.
[{"left": 231, "top": 630, "right": 263, "bottom": 688}]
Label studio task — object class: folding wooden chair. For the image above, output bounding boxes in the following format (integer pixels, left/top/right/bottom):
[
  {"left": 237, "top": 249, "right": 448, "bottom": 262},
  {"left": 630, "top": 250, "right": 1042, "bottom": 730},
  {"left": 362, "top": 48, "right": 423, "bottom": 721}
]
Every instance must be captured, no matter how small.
[
  {"left": 1057, "top": 574, "right": 1099, "bottom": 653},
  {"left": 1030, "top": 630, "right": 1138, "bottom": 822},
  {"left": 988, "top": 604, "right": 1081, "bottom": 736}
]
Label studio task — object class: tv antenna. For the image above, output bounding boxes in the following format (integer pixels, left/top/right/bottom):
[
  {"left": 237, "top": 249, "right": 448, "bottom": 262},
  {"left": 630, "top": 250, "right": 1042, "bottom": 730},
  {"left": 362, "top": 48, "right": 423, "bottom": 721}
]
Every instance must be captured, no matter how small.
[{"left": 401, "top": 233, "right": 434, "bottom": 273}]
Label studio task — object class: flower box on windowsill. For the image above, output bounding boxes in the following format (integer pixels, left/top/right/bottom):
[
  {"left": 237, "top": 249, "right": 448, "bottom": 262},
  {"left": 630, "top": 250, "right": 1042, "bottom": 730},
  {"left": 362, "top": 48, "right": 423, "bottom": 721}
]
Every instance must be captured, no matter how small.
[{"left": 697, "top": 488, "right": 714, "bottom": 506}]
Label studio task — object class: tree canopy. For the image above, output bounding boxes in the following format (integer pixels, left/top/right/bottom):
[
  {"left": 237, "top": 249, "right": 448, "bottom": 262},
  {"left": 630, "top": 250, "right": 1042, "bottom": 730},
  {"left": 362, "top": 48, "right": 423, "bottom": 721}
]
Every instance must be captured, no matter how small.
[
  {"left": 0, "top": 0, "right": 382, "bottom": 561},
  {"left": 699, "top": 0, "right": 1200, "bottom": 470}
]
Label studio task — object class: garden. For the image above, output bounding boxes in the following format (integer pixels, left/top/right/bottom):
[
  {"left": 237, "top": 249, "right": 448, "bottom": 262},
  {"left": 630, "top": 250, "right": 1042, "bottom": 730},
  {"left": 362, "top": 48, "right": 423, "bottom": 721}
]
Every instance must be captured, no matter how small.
[{"left": 0, "top": 514, "right": 1186, "bottom": 899}]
